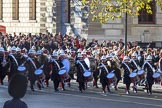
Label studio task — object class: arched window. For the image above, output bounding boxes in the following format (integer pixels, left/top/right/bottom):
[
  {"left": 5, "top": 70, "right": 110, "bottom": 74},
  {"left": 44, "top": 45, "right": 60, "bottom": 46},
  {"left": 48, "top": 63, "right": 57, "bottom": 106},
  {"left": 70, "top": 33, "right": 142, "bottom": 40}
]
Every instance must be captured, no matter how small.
[
  {"left": 138, "top": 0, "right": 156, "bottom": 24},
  {"left": 12, "top": 0, "right": 19, "bottom": 20},
  {"left": 29, "top": 0, "right": 36, "bottom": 20},
  {"left": 0, "top": 0, "right": 2, "bottom": 20}
]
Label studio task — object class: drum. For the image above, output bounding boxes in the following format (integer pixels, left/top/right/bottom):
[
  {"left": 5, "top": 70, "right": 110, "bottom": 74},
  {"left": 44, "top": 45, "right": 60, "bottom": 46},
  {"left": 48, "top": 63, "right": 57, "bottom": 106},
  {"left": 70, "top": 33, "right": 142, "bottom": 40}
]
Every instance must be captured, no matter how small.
[
  {"left": 34, "top": 69, "right": 45, "bottom": 80},
  {"left": 34, "top": 69, "right": 43, "bottom": 76},
  {"left": 83, "top": 71, "right": 93, "bottom": 82},
  {"left": 129, "top": 72, "right": 137, "bottom": 83},
  {"left": 62, "top": 58, "right": 70, "bottom": 73},
  {"left": 59, "top": 69, "right": 69, "bottom": 80},
  {"left": 137, "top": 69, "right": 145, "bottom": 80},
  {"left": 17, "top": 65, "right": 27, "bottom": 76},
  {"left": 153, "top": 72, "right": 161, "bottom": 83},
  {"left": 106, "top": 72, "right": 117, "bottom": 84}
]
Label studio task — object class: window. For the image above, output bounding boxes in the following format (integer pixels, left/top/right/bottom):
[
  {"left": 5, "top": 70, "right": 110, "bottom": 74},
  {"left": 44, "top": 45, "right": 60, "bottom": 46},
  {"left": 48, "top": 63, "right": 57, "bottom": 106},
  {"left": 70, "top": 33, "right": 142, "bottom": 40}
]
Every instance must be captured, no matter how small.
[
  {"left": 29, "top": 0, "right": 36, "bottom": 20},
  {"left": 138, "top": 0, "right": 156, "bottom": 24},
  {"left": 12, "top": 0, "right": 19, "bottom": 20},
  {"left": 0, "top": 0, "right": 2, "bottom": 20}
]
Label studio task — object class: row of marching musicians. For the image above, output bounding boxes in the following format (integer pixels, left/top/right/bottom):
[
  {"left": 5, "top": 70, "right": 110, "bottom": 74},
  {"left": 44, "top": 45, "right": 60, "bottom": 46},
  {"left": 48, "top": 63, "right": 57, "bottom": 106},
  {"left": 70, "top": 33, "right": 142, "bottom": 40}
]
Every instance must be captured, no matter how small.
[
  {"left": 0, "top": 46, "right": 52, "bottom": 91},
  {"left": 0, "top": 45, "right": 118, "bottom": 93},
  {"left": 120, "top": 52, "right": 162, "bottom": 95},
  {"left": 0, "top": 46, "right": 93, "bottom": 92},
  {"left": 0, "top": 46, "right": 162, "bottom": 95},
  {"left": 92, "top": 51, "right": 162, "bottom": 95}
]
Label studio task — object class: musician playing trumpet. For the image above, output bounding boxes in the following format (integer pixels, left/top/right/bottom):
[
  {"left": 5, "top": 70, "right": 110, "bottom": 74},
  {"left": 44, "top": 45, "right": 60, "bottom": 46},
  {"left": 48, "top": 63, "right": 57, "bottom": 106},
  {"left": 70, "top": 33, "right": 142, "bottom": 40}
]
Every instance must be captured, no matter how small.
[{"left": 108, "top": 54, "right": 121, "bottom": 91}]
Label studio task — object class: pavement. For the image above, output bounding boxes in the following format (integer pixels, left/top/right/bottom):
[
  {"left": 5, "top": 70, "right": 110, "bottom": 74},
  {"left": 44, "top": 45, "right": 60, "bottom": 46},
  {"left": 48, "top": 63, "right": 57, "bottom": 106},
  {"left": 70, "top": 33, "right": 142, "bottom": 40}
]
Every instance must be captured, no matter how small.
[
  {"left": 1, "top": 80, "right": 162, "bottom": 108},
  {"left": 1, "top": 77, "right": 162, "bottom": 93},
  {"left": 117, "top": 81, "right": 162, "bottom": 93}
]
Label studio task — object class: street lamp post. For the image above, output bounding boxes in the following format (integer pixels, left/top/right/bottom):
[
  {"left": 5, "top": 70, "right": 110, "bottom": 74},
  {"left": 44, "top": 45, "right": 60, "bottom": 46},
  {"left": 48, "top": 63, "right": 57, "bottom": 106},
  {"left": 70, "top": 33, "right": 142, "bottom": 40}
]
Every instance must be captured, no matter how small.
[{"left": 124, "top": 3, "right": 128, "bottom": 55}]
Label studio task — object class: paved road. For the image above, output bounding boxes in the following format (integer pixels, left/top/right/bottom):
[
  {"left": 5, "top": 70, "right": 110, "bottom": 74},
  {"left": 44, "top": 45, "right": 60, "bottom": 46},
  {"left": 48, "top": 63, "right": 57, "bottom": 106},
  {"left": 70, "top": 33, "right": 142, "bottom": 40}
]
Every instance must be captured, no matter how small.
[{"left": 1, "top": 81, "right": 162, "bottom": 108}]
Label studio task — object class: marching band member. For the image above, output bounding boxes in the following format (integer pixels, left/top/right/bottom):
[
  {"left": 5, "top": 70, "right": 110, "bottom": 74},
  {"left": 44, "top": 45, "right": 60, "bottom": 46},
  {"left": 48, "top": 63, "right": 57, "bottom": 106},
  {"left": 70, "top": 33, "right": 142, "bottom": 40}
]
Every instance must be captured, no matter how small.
[
  {"left": 130, "top": 52, "right": 140, "bottom": 93},
  {"left": 74, "top": 48, "right": 82, "bottom": 63},
  {"left": 131, "top": 52, "right": 141, "bottom": 71},
  {"left": 109, "top": 54, "right": 121, "bottom": 90},
  {"left": 92, "top": 49, "right": 100, "bottom": 88},
  {"left": 98, "top": 55, "right": 111, "bottom": 93},
  {"left": 59, "top": 50, "right": 69, "bottom": 91},
  {"left": 26, "top": 49, "right": 42, "bottom": 91},
  {"left": 120, "top": 56, "right": 133, "bottom": 94},
  {"left": 152, "top": 48, "right": 160, "bottom": 69},
  {"left": 82, "top": 49, "right": 90, "bottom": 68},
  {"left": 51, "top": 51, "right": 61, "bottom": 92},
  {"left": 159, "top": 51, "right": 162, "bottom": 73},
  {"left": 142, "top": 55, "right": 156, "bottom": 95},
  {"left": 0, "top": 47, "right": 9, "bottom": 85},
  {"left": 138, "top": 50, "right": 145, "bottom": 68},
  {"left": 93, "top": 56, "right": 100, "bottom": 88},
  {"left": 41, "top": 48, "right": 51, "bottom": 87},
  {"left": 76, "top": 53, "right": 89, "bottom": 92},
  {"left": 15, "top": 47, "right": 26, "bottom": 66},
  {"left": 8, "top": 46, "right": 19, "bottom": 79}
]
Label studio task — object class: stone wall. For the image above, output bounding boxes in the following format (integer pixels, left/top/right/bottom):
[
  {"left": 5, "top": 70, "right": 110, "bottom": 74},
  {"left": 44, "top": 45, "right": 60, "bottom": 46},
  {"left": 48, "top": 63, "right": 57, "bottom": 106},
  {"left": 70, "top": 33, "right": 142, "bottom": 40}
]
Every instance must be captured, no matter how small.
[
  {"left": 88, "top": 5, "right": 162, "bottom": 43},
  {"left": 55, "top": 0, "right": 88, "bottom": 38},
  {"left": 131, "top": 5, "right": 162, "bottom": 42},
  {"left": 0, "top": 0, "right": 56, "bottom": 35}
]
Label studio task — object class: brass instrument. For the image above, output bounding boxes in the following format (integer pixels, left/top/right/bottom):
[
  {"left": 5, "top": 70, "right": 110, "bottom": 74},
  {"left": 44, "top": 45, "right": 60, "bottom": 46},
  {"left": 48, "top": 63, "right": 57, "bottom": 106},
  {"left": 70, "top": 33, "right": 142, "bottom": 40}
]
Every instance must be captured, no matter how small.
[
  {"left": 112, "top": 55, "right": 120, "bottom": 68},
  {"left": 107, "top": 60, "right": 111, "bottom": 68}
]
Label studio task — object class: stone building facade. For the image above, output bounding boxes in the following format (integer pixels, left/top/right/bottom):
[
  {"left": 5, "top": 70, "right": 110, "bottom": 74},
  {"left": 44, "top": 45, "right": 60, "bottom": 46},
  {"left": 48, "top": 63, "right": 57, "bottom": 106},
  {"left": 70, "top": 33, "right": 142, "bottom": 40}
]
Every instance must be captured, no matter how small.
[
  {"left": 0, "top": 0, "right": 88, "bottom": 38},
  {"left": 0, "top": 0, "right": 161, "bottom": 44},
  {"left": 88, "top": 1, "right": 162, "bottom": 43},
  {"left": 0, "top": 0, "right": 56, "bottom": 34}
]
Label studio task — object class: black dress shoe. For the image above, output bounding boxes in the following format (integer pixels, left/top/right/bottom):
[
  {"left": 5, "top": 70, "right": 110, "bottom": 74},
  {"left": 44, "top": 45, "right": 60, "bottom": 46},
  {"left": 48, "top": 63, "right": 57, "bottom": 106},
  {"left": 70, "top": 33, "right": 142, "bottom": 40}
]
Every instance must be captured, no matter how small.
[
  {"left": 96, "top": 86, "right": 99, "bottom": 88},
  {"left": 0, "top": 82, "right": 4, "bottom": 85},
  {"left": 80, "top": 90, "right": 83, "bottom": 93},
  {"left": 31, "top": 89, "right": 35, "bottom": 92},
  {"left": 55, "top": 89, "right": 59, "bottom": 92}
]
